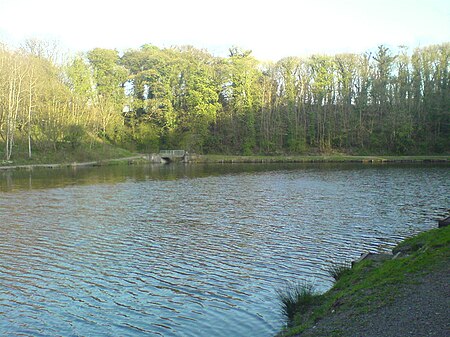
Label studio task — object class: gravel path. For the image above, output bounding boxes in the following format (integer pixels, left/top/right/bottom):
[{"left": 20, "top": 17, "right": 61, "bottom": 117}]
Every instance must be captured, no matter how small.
[{"left": 298, "top": 261, "right": 450, "bottom": 337}]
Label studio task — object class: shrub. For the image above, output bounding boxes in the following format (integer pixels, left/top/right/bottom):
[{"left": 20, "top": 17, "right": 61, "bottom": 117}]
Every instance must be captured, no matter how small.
[{"left": 63, "top": 124, "right": 85, "bottom": 149}]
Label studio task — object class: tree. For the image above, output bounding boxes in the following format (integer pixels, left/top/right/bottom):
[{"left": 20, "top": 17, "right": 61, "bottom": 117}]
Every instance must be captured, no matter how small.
[
  {"left": 87, "top": 48, "right": 128, "bottom": 140},
  {"left": 0, "top": 50, "right": 28, "bottom": 160},
  {"left": 1, "top": 40, "right": 448, "bottom": 159},
  {"left": 227, "top": 48, "right": 261, "bottom": 154}
]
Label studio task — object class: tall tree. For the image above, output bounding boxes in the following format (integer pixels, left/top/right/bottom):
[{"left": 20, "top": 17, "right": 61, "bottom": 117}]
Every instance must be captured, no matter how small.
[{"left": 87, "top": 48, "right": 128, "bottom": 140}]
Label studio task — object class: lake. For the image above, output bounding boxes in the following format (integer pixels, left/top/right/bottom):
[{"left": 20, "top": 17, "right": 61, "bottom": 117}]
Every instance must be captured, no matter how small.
[{"left": 1, "top": 163, "right": 449, "bottom": 336}]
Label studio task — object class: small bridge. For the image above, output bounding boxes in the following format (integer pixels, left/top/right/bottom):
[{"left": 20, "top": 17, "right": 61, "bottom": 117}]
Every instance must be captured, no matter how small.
[{"left": 159, "top": 150, "right": 186, "bottom": 163}]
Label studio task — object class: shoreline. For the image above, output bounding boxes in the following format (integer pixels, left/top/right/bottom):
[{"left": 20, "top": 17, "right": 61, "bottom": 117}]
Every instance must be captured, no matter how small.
[
  {"left": 278, "top": 223, "right": 450, "bottom": 336},
  {"left": 0, "top": 154, "right": 448, "bottom": 171},
  {"left": 0, "top": 155, "right": 148, "bottom": 171},
  {"left": 193, "top": 154, "right": 450, "bottom": 164}
]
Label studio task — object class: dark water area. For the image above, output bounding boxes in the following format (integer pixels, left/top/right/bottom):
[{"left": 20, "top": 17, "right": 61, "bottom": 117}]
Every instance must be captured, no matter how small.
[{"left": 1, "top": 163, "right": 449, "bottom": 336}]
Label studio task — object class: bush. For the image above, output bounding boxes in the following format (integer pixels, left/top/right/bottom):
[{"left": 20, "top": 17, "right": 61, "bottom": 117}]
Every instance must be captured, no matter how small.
[
  {"left": 63, "top": 124, "right": 86, "bottom": 149},
  {"left": 135, "top": 123, "right": 160, "bottom": 152}
]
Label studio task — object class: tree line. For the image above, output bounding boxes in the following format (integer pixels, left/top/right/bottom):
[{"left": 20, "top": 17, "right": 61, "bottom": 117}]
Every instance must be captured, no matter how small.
[{"left": 0, "top": 40, "right": 448, "bottom": 160}]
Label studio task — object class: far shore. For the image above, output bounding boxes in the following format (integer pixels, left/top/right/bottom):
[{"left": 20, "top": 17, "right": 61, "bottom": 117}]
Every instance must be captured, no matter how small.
[
  {"left": 0, "top": 154, "right": 449, "bottom": 171},
  {"left": 0, "top": 155, "right": 148, "bottom": 171},
  {"left": 193, "top": 154, "right": 450, "bottom": 164}
]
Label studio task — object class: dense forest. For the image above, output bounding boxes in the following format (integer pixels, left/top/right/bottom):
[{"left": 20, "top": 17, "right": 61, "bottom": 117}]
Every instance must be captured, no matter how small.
[{"left": 0, "top": 40, "right": 448, "bottom": 160}]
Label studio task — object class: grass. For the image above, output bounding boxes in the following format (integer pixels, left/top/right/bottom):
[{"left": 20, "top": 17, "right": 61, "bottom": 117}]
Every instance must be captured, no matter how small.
[
  {"left": 0, "top": 140, "right": 139, "bottom": 167},
  {"left": 326, "top": 262, "right": 352, "bottom": 281},
  {"left": 277, "top": 282, "right": 319, "bottom": 327},
  {"left": 1, "top": 141, "right": 449, "bottom": 166},
  {"left": 196, "top": 154, "right": 450, "bottom": 164},
  {"left": 2, "top": 140, "right": 449, "bottom": 171},
  {"left": 278, "top": 225, "right": 450, "bottom": 336}
]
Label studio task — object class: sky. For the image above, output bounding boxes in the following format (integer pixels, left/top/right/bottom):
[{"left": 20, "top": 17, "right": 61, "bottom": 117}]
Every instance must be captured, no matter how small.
[{"left": 0, "top": 0, "right": 449, "bottom": 61}]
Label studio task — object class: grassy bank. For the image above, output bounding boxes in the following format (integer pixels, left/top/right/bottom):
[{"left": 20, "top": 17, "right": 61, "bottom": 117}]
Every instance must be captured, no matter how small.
[
  {"left": 2, "top": 144, "right": 449, "bottom": 169},
  {"left": 278, "top": 224, "right": 450, "bottom": 336},
  {"left": 0, "top": 141, "right": 145, "bottom": 169},
  {"left": 195, "top": 154, "right": 450, "bottom": 164}
]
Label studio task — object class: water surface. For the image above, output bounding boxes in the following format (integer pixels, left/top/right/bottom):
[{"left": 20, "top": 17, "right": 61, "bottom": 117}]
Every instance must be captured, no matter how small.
[{"left": 1, "top": 163, "right": 449, "bottom": 336}]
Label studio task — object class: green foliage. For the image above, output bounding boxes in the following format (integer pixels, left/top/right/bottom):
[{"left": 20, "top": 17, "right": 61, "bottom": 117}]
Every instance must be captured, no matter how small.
[
  {"left": 134, "top": 122, "right": 160, "bottom": 152},
  {"left": 1, "top": 41, "right": 448, "bottom": 161},
  {"left": 63, "top": 124, "right": 85, "bottom": 149},
  {"left": 66, "top": 56, "right": 93, "bottom": 98},
  {"left": 87, "top": 48, "right": 128, "bottom": 98},
  {"left": 105, "top": 122, "right": 132, "bottom": 146}
]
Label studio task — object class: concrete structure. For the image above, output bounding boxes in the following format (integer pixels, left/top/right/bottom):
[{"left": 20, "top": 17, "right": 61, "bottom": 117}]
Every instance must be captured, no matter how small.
[{"left": 159, "top": 150, "right": 187, "bottom": 163}]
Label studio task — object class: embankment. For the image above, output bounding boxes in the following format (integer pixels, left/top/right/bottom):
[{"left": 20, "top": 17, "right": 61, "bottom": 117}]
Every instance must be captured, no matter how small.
[
  {"left": 279, "top": 223, "right": 450, "bottom": 337},
  {"left": 0, "top": 155, "right": 148, "bottom": 171},
  {"left": 2, "top": 154, "right": 449, "bottom": 170},
  {"left": 193, "top": 154, "right": 450, "bottom": 164}
]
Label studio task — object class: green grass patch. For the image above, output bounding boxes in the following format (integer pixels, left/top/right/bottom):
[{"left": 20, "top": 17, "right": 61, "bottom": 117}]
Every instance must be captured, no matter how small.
[
  {"left": 326, "top": 262, "right": 352, "bottom": 281},
  {"left": 279, "top": 225, "right": 450, "bottom": 336},
  {"left": 0, "top": 140, "right": 137, "bottom": 166},
  {"left": 277, "top": 282, "right": 320, "bottom": 327},
  {"left": 394, "top": 226, "right": 450, "bottom": 255},
  {"left": 197, "top": 154, "right": 449, "bottom": 164}
]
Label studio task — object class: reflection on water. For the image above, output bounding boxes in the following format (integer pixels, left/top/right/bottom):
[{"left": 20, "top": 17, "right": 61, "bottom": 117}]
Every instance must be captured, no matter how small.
[
  {"left": 1, "top": 163, "right": 289, "bottom": 192},
  {"left": 0, "top": 163, "right": 449, "bottom": 336}
]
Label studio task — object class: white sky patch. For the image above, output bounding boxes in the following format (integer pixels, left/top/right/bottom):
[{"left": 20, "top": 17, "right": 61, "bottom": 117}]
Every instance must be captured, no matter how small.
[{"left": 0, "top": 0, "right": 448, "bottom": 60}]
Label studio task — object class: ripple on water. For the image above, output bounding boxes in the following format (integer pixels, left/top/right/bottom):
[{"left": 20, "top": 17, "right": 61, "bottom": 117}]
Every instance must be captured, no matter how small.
[{"left": 0, "top": 164, "right": 449, "bottom": 336}]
